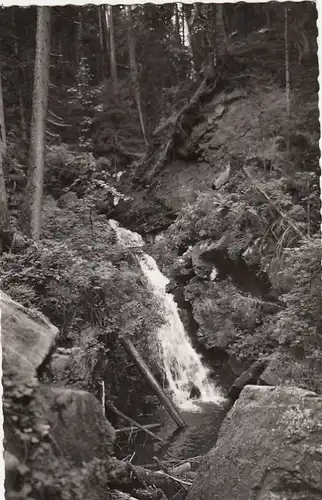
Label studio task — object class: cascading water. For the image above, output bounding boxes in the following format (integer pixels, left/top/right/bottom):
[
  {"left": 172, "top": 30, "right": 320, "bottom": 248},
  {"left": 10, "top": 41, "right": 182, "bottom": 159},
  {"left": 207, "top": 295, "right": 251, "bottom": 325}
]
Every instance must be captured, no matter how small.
[{"left": 109, "top": 220, "right": 223, "bottom": 411}]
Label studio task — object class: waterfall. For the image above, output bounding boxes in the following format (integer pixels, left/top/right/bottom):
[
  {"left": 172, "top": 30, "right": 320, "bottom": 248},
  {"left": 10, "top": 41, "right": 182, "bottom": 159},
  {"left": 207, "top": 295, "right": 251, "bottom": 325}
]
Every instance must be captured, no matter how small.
[{"left": 109, "top": 220, "right": 223, "bottom": 411}]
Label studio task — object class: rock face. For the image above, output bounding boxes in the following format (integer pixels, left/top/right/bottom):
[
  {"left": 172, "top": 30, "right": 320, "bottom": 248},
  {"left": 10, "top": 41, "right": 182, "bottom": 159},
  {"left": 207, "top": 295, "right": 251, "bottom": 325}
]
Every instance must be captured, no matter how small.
[
  {"left": 187, "top": 386, "right": 322, "bottom": 500},
  {"left": 1, "top": 291, "right": 58, "bottom": 384},
  {"left": 42, "top": 386, "right": 115, "bottom": 464},
  {"left": 2, "top": 290, "right": 116, "bottom": 500},
  {"left": 260, "top": 349, "right": 322, "bottom": 393}
]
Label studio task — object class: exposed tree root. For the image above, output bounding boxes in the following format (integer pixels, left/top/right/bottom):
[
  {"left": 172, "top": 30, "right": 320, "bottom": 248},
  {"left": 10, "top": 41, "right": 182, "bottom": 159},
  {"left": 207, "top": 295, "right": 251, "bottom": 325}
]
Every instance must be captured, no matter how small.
[{"left": 130, "top": 60, "right": 227, "bottom": 188}]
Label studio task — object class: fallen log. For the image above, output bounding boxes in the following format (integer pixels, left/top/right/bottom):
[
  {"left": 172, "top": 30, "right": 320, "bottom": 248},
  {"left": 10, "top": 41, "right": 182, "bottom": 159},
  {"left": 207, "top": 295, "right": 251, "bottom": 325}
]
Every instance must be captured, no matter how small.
[
  {"left": 227, "top": 359, "right": 269, "bottom": 402},
  {"left": 106, "top": 457, "right": 184, "bottom": 491},
  {"left": 107, "top": 402, "right": 165, "bottom": 444},
  {"left": 120, "top": 337, "right": 187, "bottom": 429},
  {"left": 130, "top": 60, "right": 226, "bottom": 188},
  {"left": 116, "top": 423, "right": 161, "bottom": 434}
]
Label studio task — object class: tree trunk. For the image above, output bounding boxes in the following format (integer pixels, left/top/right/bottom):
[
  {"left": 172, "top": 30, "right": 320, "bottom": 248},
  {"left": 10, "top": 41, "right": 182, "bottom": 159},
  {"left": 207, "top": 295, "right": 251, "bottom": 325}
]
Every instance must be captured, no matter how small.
[
  {"left": 0, "top": 146, "right": 9, "bottom": 247},
  {"left": 97, "top": 5, "right": 106, "bottom": 76},
  {"left": 126, "top": 6, "right": 148, "bottom": 146},
  {"left": 27, "top": 6, "right": 51, "bottom": 240},
  {"left": 203, "top": 4, "right": 217, "bottom": 71},
  {"left": 174, "top": 3, "right": 182, "bottom": 46},
  {"left": 120, "top": 337, "right": 187, "bottom": 429},
  {"left": 107, "top": 5, "right": 118, "bottom": 94},
  {"left": 102, "top": 6, "right": 110, "bottom": 55},
  {"left": 18, "top": 90, "right": 27, "bottom": 142},
  {"left": 75, "top": 13, "right": 83, "bottom": 68},
  {"left": 0, "top": 66, "right": 9, "bottom": 243},
  {"left": 284, "top": 6, "right": 290, "bottom": 152},
  {"left": 215, "top": 4, "right": 228, "bottom": 60},
  {"left": 181, "top": 5, "right": 185, "bottom": 45},
  {"left": 76, "top": 13, "right": 85, "bottom": 97},
  {"left": 183, "top": 7, "right": 196, "bottom": 75},
  {"left": 98, "top": 6, "right": 104, "bottom": 51},
  {"left": 12, "top": 23, "right": 28, "bottom": 141},
  {"left": 0, "top": 66, "right": 7, "bottom": 154}
]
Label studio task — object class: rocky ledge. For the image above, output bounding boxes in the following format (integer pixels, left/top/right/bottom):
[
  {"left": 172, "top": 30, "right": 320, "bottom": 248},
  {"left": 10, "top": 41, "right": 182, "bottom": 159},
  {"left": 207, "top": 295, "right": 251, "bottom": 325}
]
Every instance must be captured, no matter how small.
[{"left": 187, "top": 385, "right": 322, "bottom": 500}]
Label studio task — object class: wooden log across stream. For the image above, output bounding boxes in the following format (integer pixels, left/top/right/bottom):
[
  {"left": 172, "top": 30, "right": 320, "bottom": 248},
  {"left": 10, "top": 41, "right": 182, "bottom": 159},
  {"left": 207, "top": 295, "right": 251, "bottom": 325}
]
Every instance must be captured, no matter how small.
[{"left": 120, "top": 337, "right": 187, "bottom": 429}]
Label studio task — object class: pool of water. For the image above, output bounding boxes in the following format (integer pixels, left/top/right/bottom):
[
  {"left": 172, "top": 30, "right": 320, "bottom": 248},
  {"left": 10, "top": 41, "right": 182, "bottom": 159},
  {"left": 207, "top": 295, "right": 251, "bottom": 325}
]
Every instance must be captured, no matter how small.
[{"left": 116, "top": 398, "right": 230, "bottom": 466}]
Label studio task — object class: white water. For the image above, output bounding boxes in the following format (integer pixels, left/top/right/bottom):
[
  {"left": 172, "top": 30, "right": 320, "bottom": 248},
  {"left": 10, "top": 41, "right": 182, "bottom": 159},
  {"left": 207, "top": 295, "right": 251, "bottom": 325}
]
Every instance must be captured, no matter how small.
[{"left": 109, "top": 220, "right": 223, "bottom": 411}]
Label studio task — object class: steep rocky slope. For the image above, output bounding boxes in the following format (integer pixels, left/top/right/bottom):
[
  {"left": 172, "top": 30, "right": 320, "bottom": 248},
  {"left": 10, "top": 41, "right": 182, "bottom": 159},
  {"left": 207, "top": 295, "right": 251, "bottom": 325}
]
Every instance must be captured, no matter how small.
[{"left": 112, "top": 49, "right": 321, "bottom": 393}]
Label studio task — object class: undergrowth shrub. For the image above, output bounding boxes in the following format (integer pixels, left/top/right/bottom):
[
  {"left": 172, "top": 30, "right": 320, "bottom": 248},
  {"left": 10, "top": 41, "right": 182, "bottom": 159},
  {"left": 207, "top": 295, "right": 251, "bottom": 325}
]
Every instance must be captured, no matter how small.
[
  {"left": 269, "top": 236, "right": 321, "bottom": 350},
  {"left": 1, "top": 192, "right": 164, "bottom": 384}
]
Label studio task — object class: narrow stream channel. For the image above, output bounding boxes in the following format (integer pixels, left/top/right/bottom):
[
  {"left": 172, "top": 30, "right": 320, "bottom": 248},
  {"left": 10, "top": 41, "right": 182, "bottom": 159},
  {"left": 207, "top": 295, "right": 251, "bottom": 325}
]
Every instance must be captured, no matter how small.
[
  {"left": 117, "top": 401, "right": 229, "bottom": 466},
  {"left": 109, "top": 219, "right": 229, "bottom": 465}
]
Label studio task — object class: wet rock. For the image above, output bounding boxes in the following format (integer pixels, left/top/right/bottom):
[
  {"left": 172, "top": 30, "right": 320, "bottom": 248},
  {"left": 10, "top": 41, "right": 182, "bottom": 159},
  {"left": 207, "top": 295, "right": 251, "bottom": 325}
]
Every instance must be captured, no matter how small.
[
  {"left": 191, "top": 255, "right": 213, "bottom": 280},
  {"left": 227, "top": 358, "right": 270, "bottom": 401},
  {"left": 228, "top": 355, "right": 249, "bottom": 376},
  {"left": 172, "top": 266, "right": 195, "bottom": 284},
  {"left": 2, "top": 292, "right": 117, "bottom": 500},
  {"left": 42, "top": 386, "right": 115, "bottom": 464},
  {"left": 170, "top": 286, "right": 190, "bottom": 310},
  {"left": 188, "top": 242, "right": 214, "bottom": 280},
  {"left": 189, "top": 383, "right": 201, "bottom": 400},
  {"left": 95, "top": 191, "right": 116, "bottom": 215},
  {"left": 187, "top": 386, "right": 322, "bottom": 500}
]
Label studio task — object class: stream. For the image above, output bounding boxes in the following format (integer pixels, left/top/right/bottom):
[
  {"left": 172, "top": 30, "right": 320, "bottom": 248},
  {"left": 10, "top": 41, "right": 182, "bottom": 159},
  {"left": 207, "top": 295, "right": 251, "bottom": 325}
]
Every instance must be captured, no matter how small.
[
  {"left": 117, "top": 400, "right": 229, "bottom": 466},
  {"left": 109, "top": 219, "right": 229, "bottom": 465}
]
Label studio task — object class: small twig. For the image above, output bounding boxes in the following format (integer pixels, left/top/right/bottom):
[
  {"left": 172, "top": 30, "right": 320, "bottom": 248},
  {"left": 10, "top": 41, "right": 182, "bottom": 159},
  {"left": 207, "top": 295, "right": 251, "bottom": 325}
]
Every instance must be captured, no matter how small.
[
  {"left": 116, "top": 423, "right": 161, "bottom": 434},
  {"left": 153, "top": 456, "right": 170, "bottom": 473},
  {"left": 155, "top": 471, "right": 192, "bottom": 488},
  {"left": 107, "top": 402, "right": 166, "bottom": 443}
]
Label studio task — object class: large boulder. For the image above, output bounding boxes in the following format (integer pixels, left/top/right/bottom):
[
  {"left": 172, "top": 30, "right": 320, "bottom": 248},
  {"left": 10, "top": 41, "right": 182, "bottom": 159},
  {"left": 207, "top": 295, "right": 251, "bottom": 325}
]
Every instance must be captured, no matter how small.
[
  {"left": 41, "top": 386, "right": 115, "bottom": 464},
  {"left": 1, "top": 290, "right": 58, "bottom": 384},
  {"left": 187, "top": 385, "right": 322, "bottom": 500},
  {"left": 2, "top": 291, "right": 116, "bottom": 500}
]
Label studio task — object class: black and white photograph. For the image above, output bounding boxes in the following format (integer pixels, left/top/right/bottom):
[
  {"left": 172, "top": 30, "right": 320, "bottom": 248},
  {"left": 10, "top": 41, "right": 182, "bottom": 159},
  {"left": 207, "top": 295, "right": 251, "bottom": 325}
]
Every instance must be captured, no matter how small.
[{"left": 1, "top": 2, "right": 321, "bottom": 499}]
